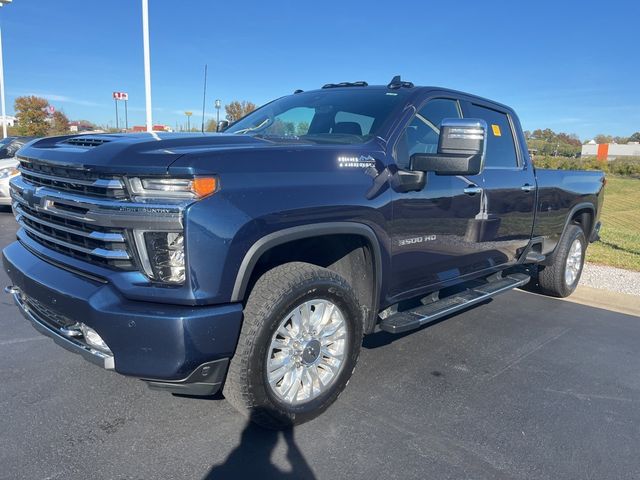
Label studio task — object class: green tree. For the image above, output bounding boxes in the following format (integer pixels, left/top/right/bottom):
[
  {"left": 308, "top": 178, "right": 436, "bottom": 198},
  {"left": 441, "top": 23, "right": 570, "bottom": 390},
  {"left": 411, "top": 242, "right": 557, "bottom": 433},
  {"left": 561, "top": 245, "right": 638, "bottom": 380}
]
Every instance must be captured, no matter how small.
[
  {"left": 296, "top": 121, "right": 310, "bottom": 136},
  {"left": 49, "top": 110, "right": 70, "bottom": 135},
  {"left": 627, "top": 132, "right": 640, "bottom": 143},
  {"left": 526, "top": 127, "right": 582, "bottom": 157},
  {"left": 225, "top": 100, "right": 257, "bottom": 122},
  {"left": 14, "top": 95, "right": 49, "bottom": 136},
  {"left": 594, "top": 134, "right": 613, "bottom": 144}
]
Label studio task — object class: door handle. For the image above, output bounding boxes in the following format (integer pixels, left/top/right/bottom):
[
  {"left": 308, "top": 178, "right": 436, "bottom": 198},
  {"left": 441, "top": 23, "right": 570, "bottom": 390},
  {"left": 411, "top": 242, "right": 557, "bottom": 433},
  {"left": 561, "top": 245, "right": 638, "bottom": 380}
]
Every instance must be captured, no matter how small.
[
  {"left": 463, "top": 186, "right": 483, "bottom": 195},
  {"left": 521, "top": 184, "right": 535, "bottom": 193}
]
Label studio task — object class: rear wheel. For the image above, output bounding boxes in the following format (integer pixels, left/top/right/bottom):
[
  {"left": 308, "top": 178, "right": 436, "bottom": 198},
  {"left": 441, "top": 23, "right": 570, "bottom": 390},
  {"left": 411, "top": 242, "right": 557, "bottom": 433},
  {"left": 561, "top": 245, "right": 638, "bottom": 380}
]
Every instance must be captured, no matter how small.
[
  {"left": 223, "top": 262, "right": 363, "bottom": 429},
  {"left": 535, "top": 224, "right": 586, "bottom": 298}
]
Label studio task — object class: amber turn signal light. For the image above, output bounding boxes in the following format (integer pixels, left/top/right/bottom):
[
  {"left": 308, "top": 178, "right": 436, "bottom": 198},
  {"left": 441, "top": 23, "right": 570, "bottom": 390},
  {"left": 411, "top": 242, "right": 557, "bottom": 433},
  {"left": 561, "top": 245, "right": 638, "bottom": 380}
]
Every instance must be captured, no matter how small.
[{"left": 192, "top": 177, "right": 218, "bottom": 198}]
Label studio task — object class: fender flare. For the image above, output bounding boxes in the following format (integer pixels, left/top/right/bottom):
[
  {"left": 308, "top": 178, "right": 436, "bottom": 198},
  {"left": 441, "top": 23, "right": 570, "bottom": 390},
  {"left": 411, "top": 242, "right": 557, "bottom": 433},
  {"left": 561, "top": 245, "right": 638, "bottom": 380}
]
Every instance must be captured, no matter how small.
[
  {"left": 545, "top": 202, "right": 596, "bottom": 264},
  {"left": 562, "top": 202, "right": 596, "bottom": 238},
  {"left": 230, "top": 222, "right": 383, "bottom": 327}
]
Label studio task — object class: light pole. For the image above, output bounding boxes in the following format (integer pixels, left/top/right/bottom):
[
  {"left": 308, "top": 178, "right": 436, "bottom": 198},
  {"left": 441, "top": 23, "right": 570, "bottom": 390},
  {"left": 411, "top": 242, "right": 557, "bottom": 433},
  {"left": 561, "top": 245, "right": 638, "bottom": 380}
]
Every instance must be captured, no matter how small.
[
  {"left": 215, "top": 99, "right": 221, "bottom": 125},
  {"left": 185, "top": 111, "right": 192, "bottom": 131},
  {"left": 0, "top": 0, "right": 13, "bottom": 139},
  {"left": 141, "top": 0, "right": 152, "bottom": 132}
]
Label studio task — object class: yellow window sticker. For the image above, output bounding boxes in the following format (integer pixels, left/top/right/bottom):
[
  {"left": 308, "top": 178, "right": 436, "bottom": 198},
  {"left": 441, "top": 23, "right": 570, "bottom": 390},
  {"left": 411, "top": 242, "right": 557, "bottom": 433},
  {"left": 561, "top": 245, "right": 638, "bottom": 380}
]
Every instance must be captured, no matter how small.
[{"left": 491, "top": 124, "right": 502, "bottom": 136}]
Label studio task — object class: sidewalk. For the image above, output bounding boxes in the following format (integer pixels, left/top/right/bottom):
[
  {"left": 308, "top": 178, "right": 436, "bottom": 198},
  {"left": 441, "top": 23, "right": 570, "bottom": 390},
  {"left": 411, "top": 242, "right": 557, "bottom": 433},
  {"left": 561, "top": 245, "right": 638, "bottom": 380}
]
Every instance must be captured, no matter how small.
[{"left": 564, "top": 285, "right": 640, "bottom": 317}]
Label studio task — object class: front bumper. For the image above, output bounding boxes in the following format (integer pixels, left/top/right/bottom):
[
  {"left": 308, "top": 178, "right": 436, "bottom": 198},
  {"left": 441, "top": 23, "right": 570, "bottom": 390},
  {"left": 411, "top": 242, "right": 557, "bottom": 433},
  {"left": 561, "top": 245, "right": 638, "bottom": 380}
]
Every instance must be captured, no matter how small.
[{"left": 3, "top": 240, "right": 243, "bottom": 395}]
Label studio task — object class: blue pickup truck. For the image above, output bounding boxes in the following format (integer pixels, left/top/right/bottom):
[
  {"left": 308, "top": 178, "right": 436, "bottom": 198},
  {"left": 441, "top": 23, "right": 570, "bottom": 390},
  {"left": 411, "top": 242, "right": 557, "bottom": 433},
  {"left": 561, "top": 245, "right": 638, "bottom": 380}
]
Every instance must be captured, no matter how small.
[{"left": 3, "top": 77, "right": 604, "bottom": 428}]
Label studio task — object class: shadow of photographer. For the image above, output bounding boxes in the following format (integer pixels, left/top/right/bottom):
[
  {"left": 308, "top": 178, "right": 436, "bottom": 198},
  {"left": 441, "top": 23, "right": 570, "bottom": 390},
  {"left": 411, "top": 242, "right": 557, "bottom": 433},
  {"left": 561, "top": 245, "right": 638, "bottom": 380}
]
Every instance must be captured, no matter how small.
[{"left": 204, "top": 412, "right": 316, "bottom": 480}]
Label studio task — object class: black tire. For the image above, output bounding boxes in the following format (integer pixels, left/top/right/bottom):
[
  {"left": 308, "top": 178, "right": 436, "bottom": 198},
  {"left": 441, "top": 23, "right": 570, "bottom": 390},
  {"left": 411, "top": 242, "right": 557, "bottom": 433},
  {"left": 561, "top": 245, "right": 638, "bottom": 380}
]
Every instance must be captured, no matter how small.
[
  {"left": 223, "top": 261, "right": 363, "bottom": 429},
  {"left": 535, "top": 224, "right": 586, "bottom": 298}
]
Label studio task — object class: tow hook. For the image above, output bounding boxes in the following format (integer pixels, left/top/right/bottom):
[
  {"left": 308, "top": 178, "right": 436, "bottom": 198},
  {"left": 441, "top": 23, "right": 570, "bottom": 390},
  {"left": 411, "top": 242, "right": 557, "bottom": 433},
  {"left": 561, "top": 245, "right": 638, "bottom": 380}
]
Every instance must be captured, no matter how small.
[{"left": 4, "top": 285, "right": 20, "bottom": 295}]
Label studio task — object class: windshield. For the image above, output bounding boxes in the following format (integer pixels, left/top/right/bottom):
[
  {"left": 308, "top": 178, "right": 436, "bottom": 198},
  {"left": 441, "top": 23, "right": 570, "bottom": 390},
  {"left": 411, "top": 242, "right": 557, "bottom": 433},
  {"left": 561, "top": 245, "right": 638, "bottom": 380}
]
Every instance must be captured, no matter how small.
[{"left": 226, "top": 89, "right": 409, "bottom": 144}]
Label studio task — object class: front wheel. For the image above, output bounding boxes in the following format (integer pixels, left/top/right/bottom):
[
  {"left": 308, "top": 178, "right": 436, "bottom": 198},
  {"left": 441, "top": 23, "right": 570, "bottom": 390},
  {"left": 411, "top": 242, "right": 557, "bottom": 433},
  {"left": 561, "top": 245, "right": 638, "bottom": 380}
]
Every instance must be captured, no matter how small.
[
  {"left": 535, "top": 224, "right": 586, "bottom": 298},
  {"left": 223, "top": 262, "right": 363, "bottom": 429}
]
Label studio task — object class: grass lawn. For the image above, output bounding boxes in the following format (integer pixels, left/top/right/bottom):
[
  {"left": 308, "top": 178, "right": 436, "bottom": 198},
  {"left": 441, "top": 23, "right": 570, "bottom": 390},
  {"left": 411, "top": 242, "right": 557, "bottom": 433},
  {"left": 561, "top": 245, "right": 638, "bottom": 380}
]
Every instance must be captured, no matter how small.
[{"left": 586, "top": 176, "right": 640, "bottom": 271}]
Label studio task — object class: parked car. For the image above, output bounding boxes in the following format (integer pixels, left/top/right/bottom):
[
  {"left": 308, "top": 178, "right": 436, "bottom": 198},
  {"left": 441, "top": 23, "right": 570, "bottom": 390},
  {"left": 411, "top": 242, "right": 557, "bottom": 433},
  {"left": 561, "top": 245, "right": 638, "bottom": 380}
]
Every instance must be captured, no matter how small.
[
  {"left": 0, "top": 136, "right": 36, "bottom": 207},
  {"left": 3, "top": 77, "right": 604, "bottom": 428}
]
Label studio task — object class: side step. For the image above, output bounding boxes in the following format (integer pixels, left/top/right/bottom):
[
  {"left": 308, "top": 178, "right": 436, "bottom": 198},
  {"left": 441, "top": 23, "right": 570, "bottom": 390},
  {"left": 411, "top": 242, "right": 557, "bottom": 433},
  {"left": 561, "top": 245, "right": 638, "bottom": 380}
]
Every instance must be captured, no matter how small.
[
  {"left": 524, "top": 251, "right": 546, "bottom": 263},
  {"left": 379, "top": 273, "right": 530, "bottom": 334}
]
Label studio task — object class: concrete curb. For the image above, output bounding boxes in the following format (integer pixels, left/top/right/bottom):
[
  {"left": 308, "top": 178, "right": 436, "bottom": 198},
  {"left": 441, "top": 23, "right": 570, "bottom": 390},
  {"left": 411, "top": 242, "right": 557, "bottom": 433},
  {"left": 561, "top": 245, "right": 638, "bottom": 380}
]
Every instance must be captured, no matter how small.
[{"left": 562, "top": 285, "right": 640, "bottom": 317}]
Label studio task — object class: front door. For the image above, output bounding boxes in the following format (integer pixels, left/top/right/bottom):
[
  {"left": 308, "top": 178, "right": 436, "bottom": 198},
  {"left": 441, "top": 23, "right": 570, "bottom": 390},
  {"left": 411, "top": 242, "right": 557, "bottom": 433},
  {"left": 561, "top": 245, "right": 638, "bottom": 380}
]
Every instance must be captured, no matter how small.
[
  {"left": 389, "top": 97, "right": 494, "bottom": 300},
  {"left": 461, "top": 101, "right": 536, "bottom": 265}
]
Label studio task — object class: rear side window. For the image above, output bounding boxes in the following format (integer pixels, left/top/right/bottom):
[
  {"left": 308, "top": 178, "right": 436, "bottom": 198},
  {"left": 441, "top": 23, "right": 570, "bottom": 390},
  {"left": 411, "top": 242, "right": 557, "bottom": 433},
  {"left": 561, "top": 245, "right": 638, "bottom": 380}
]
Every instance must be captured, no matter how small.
[
  {"left": 395, "top": 98, "right": 461, "bottom": 168},
  {"left": 464, "top": 104, "right": 518, "bottom": 168}
]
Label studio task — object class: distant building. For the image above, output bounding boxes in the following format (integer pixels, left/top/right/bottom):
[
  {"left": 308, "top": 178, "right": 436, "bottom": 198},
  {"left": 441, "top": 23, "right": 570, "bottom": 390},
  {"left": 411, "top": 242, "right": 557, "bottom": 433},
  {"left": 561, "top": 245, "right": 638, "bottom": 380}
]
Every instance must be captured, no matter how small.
[
  {"left": 131, "top": 125, "right": 173, "bottom": 132},
  {"left": 69, "top": 121, "right": 96, "bottom": 133},
  {"left": 581, "top": 142, "right": 640, "bottom": 160},
  {"left": 0, "top": 115, "right": 16, "bottom": 127}
]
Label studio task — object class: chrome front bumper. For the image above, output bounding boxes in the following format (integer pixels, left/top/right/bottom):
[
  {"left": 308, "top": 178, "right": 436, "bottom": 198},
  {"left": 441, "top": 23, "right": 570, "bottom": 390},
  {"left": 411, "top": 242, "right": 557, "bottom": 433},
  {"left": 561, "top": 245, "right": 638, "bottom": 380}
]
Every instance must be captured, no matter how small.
[{"left": 6, "top": 286, "right": 115, "bottom": 370}]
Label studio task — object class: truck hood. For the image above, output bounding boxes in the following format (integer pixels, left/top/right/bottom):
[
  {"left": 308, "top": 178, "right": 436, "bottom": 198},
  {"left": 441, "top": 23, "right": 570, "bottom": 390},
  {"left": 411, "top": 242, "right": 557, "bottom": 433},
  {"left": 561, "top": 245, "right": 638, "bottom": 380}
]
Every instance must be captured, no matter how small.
[{"left": 16, "top": 133, "right": 277, "bottom": 175}]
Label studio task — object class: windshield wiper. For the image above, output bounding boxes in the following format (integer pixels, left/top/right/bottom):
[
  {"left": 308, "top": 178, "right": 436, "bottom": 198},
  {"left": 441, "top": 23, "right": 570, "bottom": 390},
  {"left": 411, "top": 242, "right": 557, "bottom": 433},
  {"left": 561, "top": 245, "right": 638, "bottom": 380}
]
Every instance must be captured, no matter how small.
[{"left": 233, "top": 117, "right": 271, "bottom": 135}]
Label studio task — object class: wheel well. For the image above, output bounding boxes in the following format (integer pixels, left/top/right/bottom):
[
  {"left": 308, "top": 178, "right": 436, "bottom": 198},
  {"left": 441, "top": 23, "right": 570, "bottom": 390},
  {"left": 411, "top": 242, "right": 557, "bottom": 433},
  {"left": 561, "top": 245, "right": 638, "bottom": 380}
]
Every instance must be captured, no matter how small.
[
  {"left": 245, "top": 234, "right": 377, "bottom": 332},
  {"left": 571, "top": 208, "right": 594, "bottom": 237}
]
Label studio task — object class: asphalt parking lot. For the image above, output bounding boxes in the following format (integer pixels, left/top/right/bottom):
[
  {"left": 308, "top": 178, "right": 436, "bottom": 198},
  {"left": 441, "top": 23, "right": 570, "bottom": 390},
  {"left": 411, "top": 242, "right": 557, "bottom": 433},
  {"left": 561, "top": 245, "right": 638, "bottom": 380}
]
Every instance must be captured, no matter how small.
[{"left": 1, "top": 209, "right": 639, "bottom": 480}]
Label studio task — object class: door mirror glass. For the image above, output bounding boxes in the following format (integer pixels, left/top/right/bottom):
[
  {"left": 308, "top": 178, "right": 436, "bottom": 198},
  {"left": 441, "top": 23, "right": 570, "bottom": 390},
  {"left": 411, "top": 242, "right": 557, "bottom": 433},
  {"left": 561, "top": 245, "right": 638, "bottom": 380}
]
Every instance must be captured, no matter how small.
[
  {"left": 410, "top": 118, "right": 487, "bottom": 175},
  {"left": 216, "top": 120, "right": 230, "bottom": 132}
]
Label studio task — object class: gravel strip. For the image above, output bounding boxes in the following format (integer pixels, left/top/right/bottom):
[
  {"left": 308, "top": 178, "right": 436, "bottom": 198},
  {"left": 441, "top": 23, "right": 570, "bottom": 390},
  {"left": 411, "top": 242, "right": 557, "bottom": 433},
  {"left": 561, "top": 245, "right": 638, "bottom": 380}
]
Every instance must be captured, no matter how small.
[{"left": 581, "top": 263, "right": 640, "bottom": 296}]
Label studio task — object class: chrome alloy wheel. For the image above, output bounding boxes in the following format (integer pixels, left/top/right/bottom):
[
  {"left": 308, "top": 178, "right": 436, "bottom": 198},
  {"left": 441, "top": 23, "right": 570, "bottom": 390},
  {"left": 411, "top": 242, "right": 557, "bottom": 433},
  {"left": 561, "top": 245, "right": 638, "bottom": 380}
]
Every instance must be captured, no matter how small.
[
  {"left": 266, "top": 299, "right": 348, "bottom": 406},
  {"left": 565, "top": 238, "right": 583, "bottom": 286}
]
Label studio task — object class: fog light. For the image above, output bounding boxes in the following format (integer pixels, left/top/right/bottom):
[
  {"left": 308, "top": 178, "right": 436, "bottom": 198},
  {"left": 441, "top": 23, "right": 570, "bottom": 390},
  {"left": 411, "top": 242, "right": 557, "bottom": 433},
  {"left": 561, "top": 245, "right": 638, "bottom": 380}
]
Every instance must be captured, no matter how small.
[
  {"left": 80, "top": 324, "right": 112, "bottom": 354},
  {"left": 133, "top": 231, "right": 186, "bottom": 284}
]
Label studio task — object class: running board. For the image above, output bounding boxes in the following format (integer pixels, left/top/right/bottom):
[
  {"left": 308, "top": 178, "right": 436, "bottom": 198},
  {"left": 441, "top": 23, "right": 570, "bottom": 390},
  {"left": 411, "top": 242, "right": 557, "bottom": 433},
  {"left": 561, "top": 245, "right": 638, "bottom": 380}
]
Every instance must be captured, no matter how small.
[{"left": 379, "top": 273, "right": 530, "bottom": 334}]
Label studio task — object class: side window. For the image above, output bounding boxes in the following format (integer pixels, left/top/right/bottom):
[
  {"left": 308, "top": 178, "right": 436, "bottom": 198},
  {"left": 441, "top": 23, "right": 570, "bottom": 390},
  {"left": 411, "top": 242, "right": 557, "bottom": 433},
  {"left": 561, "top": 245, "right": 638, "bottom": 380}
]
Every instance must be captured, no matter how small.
[
  {"left": 395, "top": 98, "right": 461, "bottom": 168},
  {"left": 464, "top": 104, "right": 518, "bottom": 168}
]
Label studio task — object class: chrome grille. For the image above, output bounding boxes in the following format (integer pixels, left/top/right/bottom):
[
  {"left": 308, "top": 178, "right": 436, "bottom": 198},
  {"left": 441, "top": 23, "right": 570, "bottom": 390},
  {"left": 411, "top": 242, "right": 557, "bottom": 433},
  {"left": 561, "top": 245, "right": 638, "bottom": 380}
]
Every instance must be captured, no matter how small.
[
  {"left": 12, "top": 194, "right": 134, "bottom": 270},
  {"left": 10, "top": 174, "right": 184, "bottom": 275},
  {"left": 18, "top": 158, "right": 128, "bottom": 199}
]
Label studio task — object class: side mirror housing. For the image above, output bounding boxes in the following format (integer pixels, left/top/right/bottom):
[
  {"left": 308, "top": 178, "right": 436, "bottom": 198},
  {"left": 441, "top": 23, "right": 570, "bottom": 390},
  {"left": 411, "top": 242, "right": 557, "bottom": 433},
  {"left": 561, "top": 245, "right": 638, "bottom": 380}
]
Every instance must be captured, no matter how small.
[
  {"left": 216, "top": 120, "right": 229, "bottom": 132},
  {"left": 410, "top": 118, "right": 487, "bottom": 175}
]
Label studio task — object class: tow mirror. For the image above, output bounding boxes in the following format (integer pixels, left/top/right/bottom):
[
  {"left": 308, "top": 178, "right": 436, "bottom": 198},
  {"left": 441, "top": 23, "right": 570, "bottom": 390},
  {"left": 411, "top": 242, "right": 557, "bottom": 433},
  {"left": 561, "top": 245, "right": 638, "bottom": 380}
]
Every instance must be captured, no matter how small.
[
  {"left": 216, "top": 120, "right": 229, "bottom": 132},
  {"left": 410, "top": 118, "right": 487, "bottom": 176}
]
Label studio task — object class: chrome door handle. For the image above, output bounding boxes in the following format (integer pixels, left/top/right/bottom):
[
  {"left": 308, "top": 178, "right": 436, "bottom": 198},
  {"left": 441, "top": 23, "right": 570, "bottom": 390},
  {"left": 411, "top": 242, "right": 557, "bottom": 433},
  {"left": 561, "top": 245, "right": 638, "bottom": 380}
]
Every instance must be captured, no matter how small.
[
  {"left": 463, "top": 186, "right": 483, "bottom": 195},
  {"left": 521, "top": 184, "right": 535, "bottom": 192}
]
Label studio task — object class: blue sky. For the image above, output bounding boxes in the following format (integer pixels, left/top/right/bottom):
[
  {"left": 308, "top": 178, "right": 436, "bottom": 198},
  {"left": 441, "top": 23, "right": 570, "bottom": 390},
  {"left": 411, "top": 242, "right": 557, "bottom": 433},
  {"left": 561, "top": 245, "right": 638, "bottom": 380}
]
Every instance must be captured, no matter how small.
[{"left": 1, "top": 0, "right": 638, "bottom": 139}]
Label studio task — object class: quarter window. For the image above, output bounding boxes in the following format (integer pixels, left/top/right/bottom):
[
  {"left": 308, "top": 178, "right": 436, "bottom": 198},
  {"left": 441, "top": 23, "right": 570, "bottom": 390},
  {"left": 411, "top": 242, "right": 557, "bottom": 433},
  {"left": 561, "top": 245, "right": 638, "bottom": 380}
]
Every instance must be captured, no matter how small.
[
  {"left": 464, "top": 104, "right": 518, "bottom": 168},
  {"left": 395, "top": 98, "right": 461, "bottom": 168}
]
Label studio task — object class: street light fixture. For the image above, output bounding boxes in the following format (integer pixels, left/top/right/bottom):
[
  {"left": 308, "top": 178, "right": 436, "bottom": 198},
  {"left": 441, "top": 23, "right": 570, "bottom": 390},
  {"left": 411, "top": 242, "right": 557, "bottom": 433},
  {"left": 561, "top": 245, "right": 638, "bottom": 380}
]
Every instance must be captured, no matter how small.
[
  {"left": 215, "top": 99, "right": 221, "bottom": 125},
  {"left": 0, "top": 0, "right": 14, "bottom": 139}
]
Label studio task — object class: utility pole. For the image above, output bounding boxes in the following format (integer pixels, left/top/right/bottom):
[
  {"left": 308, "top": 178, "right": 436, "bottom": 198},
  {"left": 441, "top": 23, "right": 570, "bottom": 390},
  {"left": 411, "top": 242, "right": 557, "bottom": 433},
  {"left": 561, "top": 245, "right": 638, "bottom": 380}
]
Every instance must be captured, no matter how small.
[
  {"left": 201, "top": 64, "right": 207, "bottom": 133},
  {"left": 0, "top": 0, "right": 14, "bottom": 139},
  {"left": 141, "top": 0, "right": 152, "bottom": 132},
  {"left": 114, "top": 98, "right": 119, "bottom": 130}
]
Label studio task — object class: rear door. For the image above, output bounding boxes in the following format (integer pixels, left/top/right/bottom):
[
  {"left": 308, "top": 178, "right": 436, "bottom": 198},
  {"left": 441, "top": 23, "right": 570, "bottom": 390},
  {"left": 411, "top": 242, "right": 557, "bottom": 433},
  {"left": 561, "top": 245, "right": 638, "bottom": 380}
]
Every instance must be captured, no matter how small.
[{"left": 460, "top": 101, "right": 536, "bottom": 264}]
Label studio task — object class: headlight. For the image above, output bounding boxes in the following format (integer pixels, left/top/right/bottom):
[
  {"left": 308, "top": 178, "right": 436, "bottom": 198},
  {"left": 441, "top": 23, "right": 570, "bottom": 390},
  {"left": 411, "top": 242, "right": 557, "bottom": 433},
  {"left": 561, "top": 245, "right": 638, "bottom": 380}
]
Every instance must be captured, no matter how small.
[
  {"left": 127, "top": 177, "right": 217, "bottom": 201},
  {"left": 0, "top": 167, "right": 19, "bottom": 179},
  {"left": 133, "top": 231, "right": 185, "bottom": 284}
]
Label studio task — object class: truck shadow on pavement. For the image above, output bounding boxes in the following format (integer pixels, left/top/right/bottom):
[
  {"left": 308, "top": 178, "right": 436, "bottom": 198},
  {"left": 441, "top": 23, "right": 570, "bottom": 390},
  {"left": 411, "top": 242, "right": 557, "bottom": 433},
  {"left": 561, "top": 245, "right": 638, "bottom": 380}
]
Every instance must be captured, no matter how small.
[{"left": 204, "top": 412, "right": 316, "bottom": 480}]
